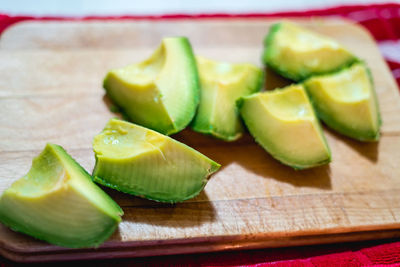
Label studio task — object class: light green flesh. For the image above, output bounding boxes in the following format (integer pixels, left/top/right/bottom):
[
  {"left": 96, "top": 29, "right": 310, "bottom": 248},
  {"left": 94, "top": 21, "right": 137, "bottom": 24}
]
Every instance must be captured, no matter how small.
[
  {"left": 0, "top": 144, "right": 123, "bottom": 248},
  {"left": 263, "top": 21, "right": 356, "bottom": 81},
  {"left": 238, "top": 84, "right": 331, "bottom": 169},
  {"left": 191, "top": 56, "right": 263, "bottom": 141},
  {"left": 304, "top": 63, "right": 381, "bottom": 141},
  {"left": 93, "top": 119, "right": 221, "bottom": 203},
  {"left": 104, "top": 37, "right": 200, "bottom": 135}
]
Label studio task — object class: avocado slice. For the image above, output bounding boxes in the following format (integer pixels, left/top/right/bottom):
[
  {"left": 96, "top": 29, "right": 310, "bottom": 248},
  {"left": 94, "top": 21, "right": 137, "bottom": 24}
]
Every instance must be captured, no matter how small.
[
  {"left": 191, "top": 56, "right": 263, "bottom": 141},
  {"left": 0, "top": 144, "right": 123, "bottom": 248},
  {"left": 237, "top": 84, "right": 331, "bottom": 169},
  {"left": 103, "top": 37, "right": 199, "bottom": 135},
  {"left": 263, "top": 21, "right": 356, "bottom": 81},
  {"left": 303, "top": 63, "right": 381, "bottom": 141},
  {"left": 92, "top": 118, "right": 221, "bottom": 203}
]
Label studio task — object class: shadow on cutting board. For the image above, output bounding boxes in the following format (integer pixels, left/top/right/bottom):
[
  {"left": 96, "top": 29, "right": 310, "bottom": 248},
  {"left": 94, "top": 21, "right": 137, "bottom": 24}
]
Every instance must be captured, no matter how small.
[
  {"left": 108, "top": 189, "right": 216, "bottom": 230},
  {"left": 226, "top": 141, "right": 333, "bottom": 191},
  {"left": 324, "top": 127, "right": 379, "bottom": 163},
  {"left": 264, "top": 66, "right": 293, "bottom": 91},
  {"left": 173, "top": 130, "right": 332, "bottom": 191},
  {"left": 102, "top": 94, "right": 127, "bottom": 120}
]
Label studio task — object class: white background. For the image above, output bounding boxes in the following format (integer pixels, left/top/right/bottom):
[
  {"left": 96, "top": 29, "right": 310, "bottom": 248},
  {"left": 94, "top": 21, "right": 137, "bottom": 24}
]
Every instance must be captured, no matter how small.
[{"left": 2, "top": 0, "right": 399, "bottom": 16}]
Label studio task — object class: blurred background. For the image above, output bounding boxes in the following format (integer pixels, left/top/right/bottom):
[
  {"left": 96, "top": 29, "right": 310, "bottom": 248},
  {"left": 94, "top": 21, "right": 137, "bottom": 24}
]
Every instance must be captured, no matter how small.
[{"left": 2, "top": 0, "right": 400, "bottom": 16}]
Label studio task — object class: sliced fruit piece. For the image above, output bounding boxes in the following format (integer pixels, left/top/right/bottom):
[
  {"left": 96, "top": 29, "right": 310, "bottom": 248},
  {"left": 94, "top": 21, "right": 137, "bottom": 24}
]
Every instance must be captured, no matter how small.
[
  {"left": 303, "top": 63, "right": 381, "bottom": 141},
  {"left": 103, "top": 37, "right": 199, "bottom": 135},
  {"left": 191, "top": 56, "right": 263, "bottom": 141},
  {"left": 0, "top": 144, "right": 123, "bottom": 248},
  {"left": 263, "top": 21, "right": 357, "bottom": 81},
  {"left": 237, "top": 84, "right": 331, "bottom": 169},
  {"left": 92, "top": 118, "right": 221, "bottom": 203}
]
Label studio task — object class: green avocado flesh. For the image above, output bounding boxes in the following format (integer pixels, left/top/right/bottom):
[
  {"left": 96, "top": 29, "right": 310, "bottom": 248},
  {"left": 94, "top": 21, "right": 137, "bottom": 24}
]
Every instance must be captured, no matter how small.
[
  {"left": 0, "top": 144, "right": 123, "bottom": 248},
  {"left": 263, "top": 21, "right": 356, "bottom": 81},
  {"left": 304, "top": 63, "right": 381, "bottom": 141},
  {"left": 191, "top": 56, "right": 263, "bottom": 141},
  {"left": 237, "top": 84, "right": 331, "bottom": 169},
  {"left": 103, "top": 37, "right": 200, "bottom": 135},
  {"left": 92, "top": 119, "right": 221, "bottom": 203}
]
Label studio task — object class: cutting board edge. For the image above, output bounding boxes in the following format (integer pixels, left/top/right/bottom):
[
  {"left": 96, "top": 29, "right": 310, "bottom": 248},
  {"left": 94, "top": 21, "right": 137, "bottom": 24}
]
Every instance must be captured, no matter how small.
[
  {"left": 5, "top": 221, "right": 400, "bottom": 253},
  {"left": 2, "top": 228, "right": 400, "bottom": 263}
]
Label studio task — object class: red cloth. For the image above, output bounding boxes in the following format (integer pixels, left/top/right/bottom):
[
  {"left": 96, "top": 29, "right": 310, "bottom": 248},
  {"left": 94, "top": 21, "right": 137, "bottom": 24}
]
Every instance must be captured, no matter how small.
[{"left": 1, "top": 3, "right": 400, "bottom": 266}]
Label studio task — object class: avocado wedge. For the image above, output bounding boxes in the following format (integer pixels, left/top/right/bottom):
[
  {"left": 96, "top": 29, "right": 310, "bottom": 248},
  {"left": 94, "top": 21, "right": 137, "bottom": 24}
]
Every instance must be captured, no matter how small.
[
  {"left": 237, "top": 84, "right": 331, "bottom": 169},
  {"left": 103, "top": 37, "right": 199, "bottom": 135},
  {"left": 92, "top": 119, "right": 220, "bottom": 203},
  {"left": 263, "top": 21, "right": 356, "bottom": 81},
  {"left": 0, "top": 144, "right": 123, "bottom": 248},
  {"left": 191, "top": 56, "right": 263, "bottom": 141},
  {"left": 304, "top": 63, "right": 381, "bottom": 141}
]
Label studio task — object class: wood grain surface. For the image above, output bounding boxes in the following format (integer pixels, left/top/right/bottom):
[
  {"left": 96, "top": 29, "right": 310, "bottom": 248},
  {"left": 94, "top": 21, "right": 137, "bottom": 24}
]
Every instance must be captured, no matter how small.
[{"left": 0, "top": 18, "right": 400, "bottom": 262}]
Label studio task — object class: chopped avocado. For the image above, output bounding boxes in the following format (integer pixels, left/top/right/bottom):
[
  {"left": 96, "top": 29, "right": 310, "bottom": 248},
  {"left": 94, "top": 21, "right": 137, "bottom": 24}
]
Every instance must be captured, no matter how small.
[
  {"left": 92, "top": 119, "right": 221, "bottom": 203},
  {"left": 303, "top": 63, "right": 381, "bottom": 141},
  {"left": 0, "top": 144, "right": 123, "bottom": 248},
  {"left": 103, "top": 37, "right": 199, "bottom": 135},
  {"left": 263, "top": 21, "right": 356, "bottom": 81},
  {"left": 191, "top": 56, "right": 263, "bottom": 141},
  {"left": 237, "top": 84, "right": 331, "bottom": 169}
]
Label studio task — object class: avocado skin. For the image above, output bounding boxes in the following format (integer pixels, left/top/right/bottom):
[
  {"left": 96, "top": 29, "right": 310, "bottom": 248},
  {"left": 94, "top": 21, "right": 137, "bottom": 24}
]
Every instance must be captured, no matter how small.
[
  {"left": 93, "top": 171, "right": 215, "bottom": 204},
  {"left": 0, "top": 144, "right": 123, "bottom": 248},
  {"left": 173, "top": 37, "right": 201, "bottom": 133},
  {"left": 237, "top": 104, "right": 331, "bottom": 170},
  {"left": 236, "top": 87, "right": 331, "bottom": 170},
  {"left": 0, "top": 207, "right": 120, "bottom": 249},
  {"left": 103, "top": 37, "right": 200, "bottom": 136},
  {"left": 309, "top": 100, "right": 380, "bottom": 142},
  {"left": 303, "top": 63, "right": 382, "bottom": 142},
  {"left": 92, "top": 119, "right": 221, "bottom": 203},
  {"left": 262, "top": 22, "right": 357, "bottom": 82}
]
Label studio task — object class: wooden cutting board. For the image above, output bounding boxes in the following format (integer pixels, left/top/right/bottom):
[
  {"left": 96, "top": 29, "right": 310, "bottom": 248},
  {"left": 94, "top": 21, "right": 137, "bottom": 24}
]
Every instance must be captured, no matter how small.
[{"left": 1, "top": 18, "right": 400, "bottom": 262}]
